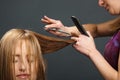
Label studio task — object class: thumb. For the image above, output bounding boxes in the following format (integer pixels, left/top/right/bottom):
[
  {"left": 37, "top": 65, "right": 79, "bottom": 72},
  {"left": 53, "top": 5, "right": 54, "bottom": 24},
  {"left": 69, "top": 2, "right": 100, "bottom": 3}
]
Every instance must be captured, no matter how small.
[{"left": 87, "top": 31, "right": 93, "bottom": 38}]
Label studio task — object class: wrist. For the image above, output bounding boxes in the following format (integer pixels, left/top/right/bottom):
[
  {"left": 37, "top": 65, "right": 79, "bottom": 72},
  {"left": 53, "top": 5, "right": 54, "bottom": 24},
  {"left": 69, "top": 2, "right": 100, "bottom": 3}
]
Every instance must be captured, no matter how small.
[
  {"left": 64, "top": 26, "right": 72, "bottom": 36},
  {"left": 88, "top": 49, "right": 100, "bottom": 59},
  {"left": 67, "top": 26, "right": 80, "bottom": 37}
]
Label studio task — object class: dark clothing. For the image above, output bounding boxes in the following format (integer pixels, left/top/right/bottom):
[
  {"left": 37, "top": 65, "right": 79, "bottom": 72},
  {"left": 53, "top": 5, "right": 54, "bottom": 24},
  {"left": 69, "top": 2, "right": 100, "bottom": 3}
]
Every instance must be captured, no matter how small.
[{"left": 104, "top": 30, "right": 120, "bottom": 70}]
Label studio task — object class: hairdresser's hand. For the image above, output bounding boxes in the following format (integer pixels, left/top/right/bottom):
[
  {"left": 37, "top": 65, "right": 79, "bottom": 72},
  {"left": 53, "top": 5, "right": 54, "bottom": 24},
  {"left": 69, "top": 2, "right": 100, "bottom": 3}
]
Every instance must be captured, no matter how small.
[
  {"left": 71, "top": 31, "right": 97, "bottom": 57},
  {"left": 41, "top": 16, "right": 71, "bottom": 37}
]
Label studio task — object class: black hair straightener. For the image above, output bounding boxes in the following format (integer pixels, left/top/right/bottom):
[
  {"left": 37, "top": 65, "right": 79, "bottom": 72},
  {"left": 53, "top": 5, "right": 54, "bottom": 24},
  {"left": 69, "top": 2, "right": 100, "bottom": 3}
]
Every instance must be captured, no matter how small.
[{"left": 71, "top": 16, "right": 89, "bottom": 36}]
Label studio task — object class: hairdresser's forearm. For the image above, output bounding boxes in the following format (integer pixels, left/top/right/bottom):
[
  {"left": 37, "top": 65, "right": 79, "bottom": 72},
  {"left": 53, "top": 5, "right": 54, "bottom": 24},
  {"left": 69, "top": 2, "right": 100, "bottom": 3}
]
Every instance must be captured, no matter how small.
[
  {"left": 95, "top": 16, "right": 120, "bottom": 37},
  {"left": 68, "top": 16, "right": 120, "bottom": 38},
  {"left": 88, "top": 50, "right": 117, "bottom": 80}
]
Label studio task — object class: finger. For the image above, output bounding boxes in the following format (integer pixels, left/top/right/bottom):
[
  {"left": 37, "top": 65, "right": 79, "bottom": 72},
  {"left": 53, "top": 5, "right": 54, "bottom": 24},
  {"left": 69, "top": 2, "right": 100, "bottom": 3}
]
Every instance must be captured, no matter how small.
[
  {"left": 86, "top": 31, "right": 93, "bottom": 38},
  {"left": 41, "top": 18, "right": 50, "bottom": 23},
  {"left": 44, "top": 24, "right": 60, "bottom": 30},
  {"left": 41, "top": 16, "right": 53, "bottom": 24},
  {"left": 71, "top": 37, "right": 78, "bottom": 41},
  {"left": 46, "top": 29, "right": 66, "bottom": 36},
  {"left": 43, "top": 16, "right": 57, "bottom": 24},
  {"left": 41, "top": 16, "right": 54, "bottom": 23},
  {"left": 72, "top": 41, "right": 80, "bottom": 49}
]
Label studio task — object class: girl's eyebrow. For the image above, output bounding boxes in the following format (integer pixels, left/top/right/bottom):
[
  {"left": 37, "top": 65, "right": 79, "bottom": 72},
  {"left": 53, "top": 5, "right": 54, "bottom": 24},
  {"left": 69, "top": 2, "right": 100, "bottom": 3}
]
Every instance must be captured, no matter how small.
[
  {"left": 12, "top": 54, "right": 20, "bottom": 57},
  {"left": 27, "top": 54, "right": 36, "bottom": 58},
  {"left": 12, "top": 53, "right": 36, "bottom": 58}
]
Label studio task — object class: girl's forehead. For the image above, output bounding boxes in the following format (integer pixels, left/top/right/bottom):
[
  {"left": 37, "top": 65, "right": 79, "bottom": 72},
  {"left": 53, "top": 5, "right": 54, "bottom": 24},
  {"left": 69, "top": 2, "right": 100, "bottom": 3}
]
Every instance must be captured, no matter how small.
[{"left": 14, "top": 40, "right": 37, "bottom": 55}]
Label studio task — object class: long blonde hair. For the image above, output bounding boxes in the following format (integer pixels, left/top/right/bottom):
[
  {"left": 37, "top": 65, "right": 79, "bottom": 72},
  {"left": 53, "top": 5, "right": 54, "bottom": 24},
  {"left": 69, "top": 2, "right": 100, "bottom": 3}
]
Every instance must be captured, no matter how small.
[{"left": 0, "top": 28, "right": 74, "bottom": 80}]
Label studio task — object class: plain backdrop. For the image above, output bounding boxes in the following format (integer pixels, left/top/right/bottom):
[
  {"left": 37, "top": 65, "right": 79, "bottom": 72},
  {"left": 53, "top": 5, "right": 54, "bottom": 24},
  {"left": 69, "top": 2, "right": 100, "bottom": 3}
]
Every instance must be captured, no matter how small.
[{"left": 0, "top": 0, "right": 117, "bottom": 80}]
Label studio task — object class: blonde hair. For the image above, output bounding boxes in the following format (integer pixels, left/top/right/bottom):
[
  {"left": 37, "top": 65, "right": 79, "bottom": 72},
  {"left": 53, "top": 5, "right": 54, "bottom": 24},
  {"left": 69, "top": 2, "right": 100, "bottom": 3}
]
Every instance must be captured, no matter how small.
[
  {"left": 0, "top": 28, "right": 74, "bottom": 80},
  {"left": 0, "top": 29, "right": 46, "bottom": 80}
]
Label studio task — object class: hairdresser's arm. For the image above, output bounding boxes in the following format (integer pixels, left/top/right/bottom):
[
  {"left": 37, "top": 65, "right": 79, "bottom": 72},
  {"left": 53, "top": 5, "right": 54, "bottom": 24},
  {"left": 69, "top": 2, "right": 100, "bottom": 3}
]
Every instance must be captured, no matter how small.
[
  {"left": 41, "top": 16, "right": 120, "bottom": 38},
  {"left": 85, "top": 16, "right": 120, "bottom": 38},
  {"left": 65, "top": 16, "right": 120, "bottom": 38},
  {"left": 71, "top": 32, "right": 118, "bottom": 80},
  {"left": 86, "top": 47, "right": 118, "bottom": 80}
]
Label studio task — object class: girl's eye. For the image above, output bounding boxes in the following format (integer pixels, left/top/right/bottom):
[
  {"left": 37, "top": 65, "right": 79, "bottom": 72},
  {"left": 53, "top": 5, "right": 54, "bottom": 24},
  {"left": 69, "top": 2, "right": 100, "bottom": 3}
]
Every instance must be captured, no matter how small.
[
  {"left": 13, "top": 59, "right": 19, "bottom": 63},
  {"left": 28, "top": 58, "right": 35, "bottom": 63}
]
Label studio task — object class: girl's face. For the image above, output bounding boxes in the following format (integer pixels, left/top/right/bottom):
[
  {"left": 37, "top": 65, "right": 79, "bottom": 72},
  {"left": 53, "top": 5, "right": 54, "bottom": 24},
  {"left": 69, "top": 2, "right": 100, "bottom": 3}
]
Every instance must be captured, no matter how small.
[
  {"left": 13, "top": 41, "right": 37, "bottom": 80},
  {"left": 98, "top": 0, "right": 120, "bottom": 15}
]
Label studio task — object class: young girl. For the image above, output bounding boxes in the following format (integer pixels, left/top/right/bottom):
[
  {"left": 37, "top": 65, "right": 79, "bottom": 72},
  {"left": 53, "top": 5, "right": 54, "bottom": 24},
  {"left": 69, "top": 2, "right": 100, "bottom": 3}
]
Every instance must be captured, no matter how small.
[{"left": 0, "top": 28, "right": 73, "bottom": 80}]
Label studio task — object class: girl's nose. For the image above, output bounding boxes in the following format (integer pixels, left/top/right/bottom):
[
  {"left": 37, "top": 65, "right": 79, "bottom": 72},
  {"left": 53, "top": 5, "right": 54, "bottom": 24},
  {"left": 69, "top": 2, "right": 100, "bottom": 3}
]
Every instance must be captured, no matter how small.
[
  {"left": 19, "top": 62, "right": 26, "bottom": 72},
  {"left": 19, "top": 59, "right": 29, "bottom": 72}
]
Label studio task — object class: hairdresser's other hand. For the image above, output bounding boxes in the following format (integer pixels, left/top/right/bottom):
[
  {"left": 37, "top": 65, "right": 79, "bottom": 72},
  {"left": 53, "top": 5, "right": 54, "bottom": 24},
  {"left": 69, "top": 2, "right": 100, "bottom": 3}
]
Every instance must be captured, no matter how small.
[
  {"left": 41, "top": 16, "right": 71, "bottom": 37},
  {"left": 71, "top": 31, "right": 97, "bottom": 57}
]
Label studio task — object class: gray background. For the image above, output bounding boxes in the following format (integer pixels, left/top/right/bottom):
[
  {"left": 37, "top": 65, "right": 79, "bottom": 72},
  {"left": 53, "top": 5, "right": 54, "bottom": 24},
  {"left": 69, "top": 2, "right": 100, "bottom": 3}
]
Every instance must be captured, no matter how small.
[{"left": 0, "top": 0, "right": 117, "bottom": 80}]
